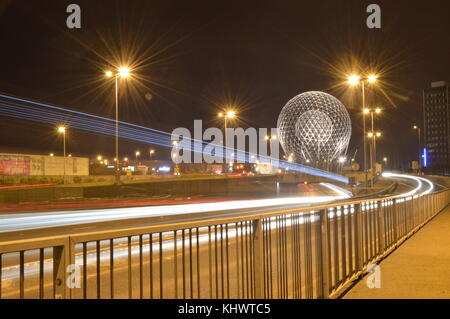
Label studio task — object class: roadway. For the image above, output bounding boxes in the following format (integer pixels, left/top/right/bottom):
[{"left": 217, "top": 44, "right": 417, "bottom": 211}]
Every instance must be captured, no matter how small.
[
  {"left": 0, "top": 182, "right": 350, "bottom": 234},
  {"left": 0, "top": 173, "right": 439, "bottom": 299}
]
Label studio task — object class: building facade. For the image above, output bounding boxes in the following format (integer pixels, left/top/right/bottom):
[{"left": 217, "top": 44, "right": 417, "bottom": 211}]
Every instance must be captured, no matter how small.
[
  {"left": 0, "top": 153, "right": 89, "bottom": 176},
  {"left": 423, "top": 81, "right": 450, "bottom": 171}
]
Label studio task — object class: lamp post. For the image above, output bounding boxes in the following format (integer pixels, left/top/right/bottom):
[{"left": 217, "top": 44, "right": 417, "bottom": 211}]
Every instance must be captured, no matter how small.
[
  {"left": 348, "top": 74, "right": 378, "bottom": 191},
  {"left": 105, "top": 67, "right": 131, "bottom": 185},
  {"left": 58, "top": 126, "right": 67, "bottom": 183},
  {"left": 265, "top": 135, "right": 277, "bottom": 155},
  {"left": 365, "top": 108, "right": 381, "bottom": 186},
  {"left": 367, "top": 131, "right": 382, "bottom": 185},
  {"left": 149, "top": 149, "right": 155, "bottom": 160},
  {"left": 265, "top": 135, "right": 277, "bottom": 171},
  {"left": 218, "top": 110, "right": 236, "bottom": 173},
  {"left": 413, "top": 125, "right": 421, "bottom": 173},
  {"left": 135, "top": 151, "right": 140, "bottom": 164}
]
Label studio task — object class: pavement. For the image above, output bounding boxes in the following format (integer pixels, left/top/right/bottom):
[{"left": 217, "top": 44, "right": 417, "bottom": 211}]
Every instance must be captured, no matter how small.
[{"left": 344, "top": 205, "right": 450, "bottom": 299}]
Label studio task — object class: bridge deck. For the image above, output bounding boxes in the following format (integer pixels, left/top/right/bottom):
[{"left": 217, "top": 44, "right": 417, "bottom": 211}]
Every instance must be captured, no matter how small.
[{"left": 344, "top": 205, "right": 450, "bottom": 299}]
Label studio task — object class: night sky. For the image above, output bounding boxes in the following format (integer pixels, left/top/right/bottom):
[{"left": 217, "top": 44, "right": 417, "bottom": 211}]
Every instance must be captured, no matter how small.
[{"left": 0, "top": 0, "right": 449, "bottom": 169}]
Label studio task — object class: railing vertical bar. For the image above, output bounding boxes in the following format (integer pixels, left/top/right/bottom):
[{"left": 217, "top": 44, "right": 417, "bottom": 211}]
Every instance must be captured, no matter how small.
[
  {"left": 208, "top": 226, "right": 212, "bottom": 299},
  {"left": 284, "top": 216, "right": 288, "bottom": 298},
  {"left": 110, "top": 239, "right": 114, "bottom": 299},
  {"left": 197, "top": 227, "right": 201, "bottom": 299},
  {"left": 159, "top": 232, "right": 163, "bottom": 299},
  {"left": 128, "top": 236, "right": 132, "bottom": 299},
  {"left": 320, "top": 209, "right": 330, "bottom": 298},
  {"left": 189, "top": 228, "right": 193, "bottom": 299},
  {"left": 214, "top": 225, "right": 219, "bottom": 298},
  {"left": 0, "top": 253, "right": 2, "bottom": 299},
  {"left": 39, "top": 248, "right": 44, "bottom": 299},
  {"left": 225, "top": 224, "right": 230, "bottom": 299},
  {"left": 182, "top": 229, "right": 186, "bottom": 299},
  {"left": 220, "top": 225, "right": 224, "bottom": 298},
  {"left": 241, "top": 221, "right": 245, "bottom": 298},
  {"left": 268, "top": 218, "right": 273, "bottom": 298},
  {"left": 96, "top": 240, "right": 101, "bottom": 299},
  {"left": 333, "top": 209, "right": 339, "bottom": 287},
  {"left": 348, "top": 207, "right": 354, "bottom": 275},
  {"left": 19, "top": 251, "right": 24, "bottom": 299},
  {"left": 83, "top": 242, "right": 87, "bottom": 299},
  {"left": 174, "top": 230, "right": 178, "bottom": 299},
  {"left": 149, "top": 233, "right": 153, "bottom": 299},
  {"left": 341, "top": 208, "right": 347, "bottom": 280},
  {"left": 291, "top": 214, "right": 297, "bottom": 298},
  {"left": 235, "top": 222, "right": 240, "bottom": 299},
  {"left": 139, "top": 235, "right": 143, "bottom": 299},
  {"left": 250, "top": 220, "right": 255, "bottom": 298}
]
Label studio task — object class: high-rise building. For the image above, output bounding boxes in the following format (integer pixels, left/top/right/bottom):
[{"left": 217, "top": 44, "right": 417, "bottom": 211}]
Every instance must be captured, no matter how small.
[{"left": 423, "top": 81, "right": 450, "bottom": 171}]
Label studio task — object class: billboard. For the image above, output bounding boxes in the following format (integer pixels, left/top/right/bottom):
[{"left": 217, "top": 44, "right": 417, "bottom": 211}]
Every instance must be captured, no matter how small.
[{"left": 0, "top": 153, "right": 89, "bottom": 176}]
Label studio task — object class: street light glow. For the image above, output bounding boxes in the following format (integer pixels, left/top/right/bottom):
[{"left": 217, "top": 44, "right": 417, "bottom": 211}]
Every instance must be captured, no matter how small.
[
  {"left": 118, "top": 67, "right": 130, "bottom": 78},
  {"left": 363, "top": 108, "right": 370, "bottom": 114},
  {"left": 375, "top": 108, "right": 381, "bottom": 113},
  {"left": 105, "top": 71, "right": 113, "bottom": 78},
  {"left": 226, "top": 111, "right": 236, "bottom": 118},
  {"left": 347, "top": 75, "right": 360, "bottom": 86},
  {"left": 367, "top": 74, "right": 378, "bottom": 83},
  {"left": 58, "top": 126, "right": 66, "bottom": 133}
]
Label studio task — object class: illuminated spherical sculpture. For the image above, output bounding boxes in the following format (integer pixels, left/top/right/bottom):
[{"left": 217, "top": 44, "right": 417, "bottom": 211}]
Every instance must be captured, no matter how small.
[{"left": 277, "top": 91, "right": 351, "bottom": 167}]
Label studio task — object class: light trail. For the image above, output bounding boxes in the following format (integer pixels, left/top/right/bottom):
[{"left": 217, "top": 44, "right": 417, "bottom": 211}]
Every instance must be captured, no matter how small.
[
  {"left": 0, "top": 187, "right": 350, "bottom": 233},
  {"left": 382, "top": 172, "right": 434, "bottom": 197},
  {"left": 0, "top": 93, "right": 348, "bottom": 183}
]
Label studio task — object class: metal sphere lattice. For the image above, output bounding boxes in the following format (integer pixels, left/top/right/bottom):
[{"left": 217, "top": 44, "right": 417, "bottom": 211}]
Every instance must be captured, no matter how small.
[{"left": 277, "top": 91, "right": 351, "bottom": 166}]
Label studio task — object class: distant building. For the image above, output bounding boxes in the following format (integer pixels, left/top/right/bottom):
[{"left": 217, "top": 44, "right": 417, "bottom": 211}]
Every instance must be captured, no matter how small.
[
  {"left": 0, "top": 153, "right": 89, "bottom": 176},
  {"left": 423, "top": 81, "right": 450, "bottom": 171}
]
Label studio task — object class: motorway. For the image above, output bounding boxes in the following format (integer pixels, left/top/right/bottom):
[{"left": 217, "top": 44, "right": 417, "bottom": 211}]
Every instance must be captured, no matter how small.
[
  {"left": 0, "top": 174, "right": 439, "bottom": 299},
  {"left": 0, "top": 182, "right": 350, "bottom": 234}
]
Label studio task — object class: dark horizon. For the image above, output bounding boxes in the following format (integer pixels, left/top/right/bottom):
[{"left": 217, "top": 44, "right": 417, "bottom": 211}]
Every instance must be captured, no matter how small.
[{"left": 0, "top": 0, "right": 449, "bottom": 169}]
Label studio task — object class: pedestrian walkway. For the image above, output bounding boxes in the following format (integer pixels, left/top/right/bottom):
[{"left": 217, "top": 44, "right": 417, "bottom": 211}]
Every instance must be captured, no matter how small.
[{"left": 344, "top": 205, "right": 450, "bottom": 299}]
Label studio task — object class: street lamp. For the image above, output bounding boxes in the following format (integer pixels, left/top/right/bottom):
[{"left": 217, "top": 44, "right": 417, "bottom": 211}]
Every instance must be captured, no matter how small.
[
  {"left": 367, "top": 130, "right": 382, "bottom": 184},
  {"left": 57, "top": 126, "right": 67, "bottom": 157},
  {"left": 105, "top": 66, "right": 131, "bottom": 184},
  {"left": 218, "top": 110, "right": 236, "bottom": 151},
  {"left": 365, "top": 108, "right": 382, "bottom": 186},
  {"left": 265, "top": 134, "right": 277, "bottom": 155},
  {"left": 218, "top": 110, "right": 237, "bottom": 171},
  {"left": 58, "top": 126, "right": 67, "bottom": 183},
  {"left": 135, "top": 151, "right": 140, "bottom": 162},
  {"left": 149, "top": 149, "right": 155, "bottom": 160},
  {"left": 348, "top": 73, "right": 379, "bottom": 191},
  {"left": 413, "top": 125, "right": 421, "bottom": 172}
]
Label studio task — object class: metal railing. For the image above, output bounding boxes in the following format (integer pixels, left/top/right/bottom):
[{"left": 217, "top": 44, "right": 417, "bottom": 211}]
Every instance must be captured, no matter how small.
[{"left": 0, "top": 189, "right": 449, "bottom": 299}]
